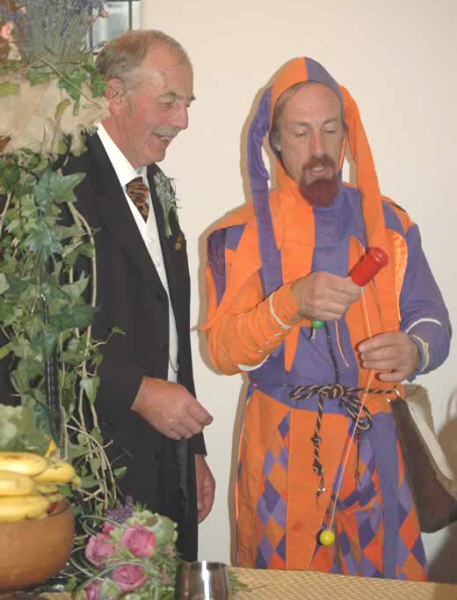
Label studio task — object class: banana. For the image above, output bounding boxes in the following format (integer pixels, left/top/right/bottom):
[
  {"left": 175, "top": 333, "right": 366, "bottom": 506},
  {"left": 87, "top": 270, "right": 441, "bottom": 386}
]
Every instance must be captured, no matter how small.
[
  {"left": 0, "top": 494, "right": 50, "bottom": 522},
  {"left": 0, "top": 452, "right": 48, "bottom": 477},
  {"left": 0, "top": 470, "right": 35, "bottom": 496},
  {"left": 44, "top": 439, "right": 58, "bottom": 458},
  {"left": 33, "top": 460, "right": 76, "bottom": 484},
  {"left": 71, "top": 474, "right": 82, "bottom": 488},
  {"left": 35, "top": 483, "right": 58, "bottom": 495}
]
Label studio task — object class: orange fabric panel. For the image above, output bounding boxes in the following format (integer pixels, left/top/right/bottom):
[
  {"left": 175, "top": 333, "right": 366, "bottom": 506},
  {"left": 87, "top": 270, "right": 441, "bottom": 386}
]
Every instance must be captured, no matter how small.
[
  {"left": 270, "top": 58, "right": 308, "bottom": 123},
  {"left": 340, "top": 86, "right": 399, "bottom": 334},
  {"left": 391, "top": 230, "right": 408, "bottom": 321},
  {"left": 236, "top": 390, "right": 350, "bottom": 569}
]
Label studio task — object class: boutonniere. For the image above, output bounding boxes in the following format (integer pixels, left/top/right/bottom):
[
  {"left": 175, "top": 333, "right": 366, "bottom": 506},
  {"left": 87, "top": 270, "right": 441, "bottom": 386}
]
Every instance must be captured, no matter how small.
[
  {"left": 153, "top": 171, "right": 179, "bottom": 238},
  {"left": 174, "top": 232, "right": 184, "bottom": 251}
]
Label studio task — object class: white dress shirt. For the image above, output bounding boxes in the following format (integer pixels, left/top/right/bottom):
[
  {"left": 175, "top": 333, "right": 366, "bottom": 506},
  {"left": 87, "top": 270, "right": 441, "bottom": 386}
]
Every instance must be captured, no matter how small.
[{"left": 97, "top": 124, "right": 179, "bottom": 382}]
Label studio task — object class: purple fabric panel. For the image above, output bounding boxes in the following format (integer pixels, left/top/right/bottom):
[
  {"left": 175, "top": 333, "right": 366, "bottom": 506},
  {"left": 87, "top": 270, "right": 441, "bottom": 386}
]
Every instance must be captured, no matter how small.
[
  {"left": 305, "top": 57, "right": 343, "bottom": 105},
  {"left": 397, "top": 537, "right": 412, "bottom": 567},
  {"left": 278, "top": 413, "right": 290, "bottom": 438},
  {"left": 276, "top": 534, "right": 286, "bottom": 561},
  {"left": 256, "top": 536, "right": 274, "bottom": 567},
  {"left": 207, "top": 229, "right": 227, "bottom": 305},
  {"left": 358, "top": 516, "right": 377, "bottom": 549},
  {"left": 254, "top": 189, "right": 283, "bottom": 296},
  {"left": 263, "top": 479, "right": 281, "bottom": 512},
  {"left": 338, "top": 531, "right": 358, "bottom": 575},
  {"left": 248, "top": 87, "right": 271, "bottom": 195},
  {"left": 358, "top": 555, "right": 381, "bottom": 577},
  {"left": 278, "top": 446, "right": 288, "bottom": 471},
  {"left": 272, "top": 498, "right": 287, "bottom": 530},
  {"left": 247, "top": 87, "right": 283, "bottom": 296},
  {"left": 397, "top": 477, "right": 412, "bottom": 516},
  {"left": 367, "top": 412, "right": 399, "bottom": 578},
  {"left": 411, "top": 536, "right": 427, "bottom": 567},
  {"left": 226, "top": 223, "right": 245, "bottom": 250},
  {"left": 257, "top": 496, "right": 270, "bottom": 527},
  {"left": 263, "top": 450, "right": 275, "bottom": 477},
  {"left": 382, "top": 201, "right": 406, "bottom": 236},
  {"left": 398, "top": 223, "right": 451, "bottom": 377}
]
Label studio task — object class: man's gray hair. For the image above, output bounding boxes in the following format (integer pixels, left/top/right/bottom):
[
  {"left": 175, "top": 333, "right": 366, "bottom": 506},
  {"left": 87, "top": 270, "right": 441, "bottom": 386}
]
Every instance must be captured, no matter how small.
[{"left": 96, "top": 30, "right": 190, "bottom": 89}]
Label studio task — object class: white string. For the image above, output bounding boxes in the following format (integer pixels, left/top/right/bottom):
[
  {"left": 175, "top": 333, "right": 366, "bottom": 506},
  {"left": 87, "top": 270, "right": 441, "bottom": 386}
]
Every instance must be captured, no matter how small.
[{"left": 327, "top": 288, "right": 373, "bottom": 531}]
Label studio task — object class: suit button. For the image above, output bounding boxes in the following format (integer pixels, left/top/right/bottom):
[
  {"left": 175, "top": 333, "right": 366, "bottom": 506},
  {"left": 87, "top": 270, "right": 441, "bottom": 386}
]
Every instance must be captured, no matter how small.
[
  {"left": 156, "top": 291, "right": 166, "bottom": 302},
  {"left": 158, "top": 343, "right": 167, "bottom": 353}
]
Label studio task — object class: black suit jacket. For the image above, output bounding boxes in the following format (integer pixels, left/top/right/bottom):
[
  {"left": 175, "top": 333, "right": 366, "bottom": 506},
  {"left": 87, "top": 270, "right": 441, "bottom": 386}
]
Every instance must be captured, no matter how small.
[{"left": 64, "top": 134, "right": 204, "bottom": 560}]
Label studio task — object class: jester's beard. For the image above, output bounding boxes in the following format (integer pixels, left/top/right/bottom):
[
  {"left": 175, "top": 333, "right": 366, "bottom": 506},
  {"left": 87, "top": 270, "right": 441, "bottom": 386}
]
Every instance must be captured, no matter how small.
[{"left": 299, "top": 154, "right": 339, "bottom": 207}]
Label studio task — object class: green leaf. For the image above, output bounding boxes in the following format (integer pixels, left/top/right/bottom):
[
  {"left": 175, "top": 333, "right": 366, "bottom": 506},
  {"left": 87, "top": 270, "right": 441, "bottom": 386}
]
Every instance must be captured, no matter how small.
[
  {"left": 111, "top": 326, "right": 125, "bottom": 336},
  {"left": 0, "top": 274, "right": 9, "bottom": 295},
  {"left": 113, "top": 466, "right": 127, "bottom": 479},
  {"left": 0, "top": 304, "right": 16, "bottom": 326},
  {"left": 89, "top": 457, "right": 100, "bottom": 473},
  {"left": 35, "top": 329, "right": 58, "bottom": 360},
  {"left": 61, "top": 276, "right": 89, "bottom": 300},
  {"left": 81, "top": 376, "right": 99, "bottom": 404},
  {"left": 55, "top": 98, "right": 71, "bottom": 121},
  {"left": 34, "top": 168, "right": 86, "bottom": 209},
  {"left": 50, "top": 303, "right": 96, "bottom": 331},
  {"left": 24, "top": 222, "right": 63, "bottom": 260},
  {"left": 0, "top": 343, "right": 11, "bottom": 360},
  {"left": 27, "top": 71, "right": 52, "bottom": 86},
  {"left": 4, "top": 276, "right": 30, "bottom": 294},
  {"left": 0, "top": 81, "right": 20, "bottom": 96}
]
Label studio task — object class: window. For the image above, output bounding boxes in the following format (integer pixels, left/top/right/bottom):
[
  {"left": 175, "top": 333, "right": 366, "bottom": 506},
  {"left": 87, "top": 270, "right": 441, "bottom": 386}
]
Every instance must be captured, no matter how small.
[{"left": 89, "top": 0, "right": 140, "bottom": 49}]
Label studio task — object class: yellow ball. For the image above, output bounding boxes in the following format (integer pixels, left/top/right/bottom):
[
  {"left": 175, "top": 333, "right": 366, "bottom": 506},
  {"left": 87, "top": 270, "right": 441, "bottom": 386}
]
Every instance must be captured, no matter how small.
[{"left": 319, "top": 529, "right": 335, "bottom": 546}]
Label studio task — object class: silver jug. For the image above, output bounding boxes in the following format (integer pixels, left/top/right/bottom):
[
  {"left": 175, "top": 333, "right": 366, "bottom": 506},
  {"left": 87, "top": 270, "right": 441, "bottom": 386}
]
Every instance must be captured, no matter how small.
[{"left": 174, "top": 561, "right": 230, "bottom": 600}]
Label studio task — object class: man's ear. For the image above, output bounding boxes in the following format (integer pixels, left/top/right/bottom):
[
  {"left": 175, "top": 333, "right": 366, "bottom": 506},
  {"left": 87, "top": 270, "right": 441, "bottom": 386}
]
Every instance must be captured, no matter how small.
[
  {"left": 273, "top": 134, "right": 281, "bottom": 153},
  {"left": 105, "top": 78, "right": 126, "bottom": 114}
]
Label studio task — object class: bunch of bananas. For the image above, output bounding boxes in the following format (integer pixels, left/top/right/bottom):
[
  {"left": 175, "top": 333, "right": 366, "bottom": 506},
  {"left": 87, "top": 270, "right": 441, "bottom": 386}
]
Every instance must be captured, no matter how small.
[{"left": 0, "top": 451, "right": 79, "bottom": 522}]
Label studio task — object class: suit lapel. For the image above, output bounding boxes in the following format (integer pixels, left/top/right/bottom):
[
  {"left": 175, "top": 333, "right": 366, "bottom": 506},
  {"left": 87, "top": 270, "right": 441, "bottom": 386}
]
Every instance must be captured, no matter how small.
[
  {"left": 87, "top": 135, "right": 166, "bottom": 292},
  {"left": 147, "top": 165, "right": 184, "bottom": 322}
]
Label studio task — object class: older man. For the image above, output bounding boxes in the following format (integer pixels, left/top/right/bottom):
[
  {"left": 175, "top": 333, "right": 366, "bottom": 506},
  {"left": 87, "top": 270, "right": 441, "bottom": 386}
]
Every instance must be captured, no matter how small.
[
  {"left": 65, "top": 30, "right": 214, "bottom": 560},
  {"left": 204, "top": 58, "right": 450, "bottom": 578}
]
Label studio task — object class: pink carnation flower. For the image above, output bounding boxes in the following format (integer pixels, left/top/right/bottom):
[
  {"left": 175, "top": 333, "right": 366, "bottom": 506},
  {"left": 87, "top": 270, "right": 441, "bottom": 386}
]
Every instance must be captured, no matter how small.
[
  {"left": 85, "top": 533, "right": 115, "bottom": 567},
  {"left": 112, "top": 564, "right": 148, "bottom": 591},
  {"left": 102, "top": 521, "right": 116, "bottom": 534},
  {"left": 85, "top": 580, "right": 100, "bottom": 600},
  {"left": 121, "top": 525, "right": 156, "bottom": 557}
]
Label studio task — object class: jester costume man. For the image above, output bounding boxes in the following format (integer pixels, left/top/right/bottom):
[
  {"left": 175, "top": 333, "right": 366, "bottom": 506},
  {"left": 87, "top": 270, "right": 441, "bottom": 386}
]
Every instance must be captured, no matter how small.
[{"left": 204, "top": 58, "right": 451, "bottom": 579}]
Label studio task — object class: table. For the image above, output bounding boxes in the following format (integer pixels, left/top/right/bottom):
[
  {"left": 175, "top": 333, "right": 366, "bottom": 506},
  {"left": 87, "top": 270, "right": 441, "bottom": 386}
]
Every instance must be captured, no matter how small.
[
  {"left": 1, "top": 568, "right": 456, "bottom": 599},
  {"left": 234, "top": 568, "right": 457, "bottom": 600}
]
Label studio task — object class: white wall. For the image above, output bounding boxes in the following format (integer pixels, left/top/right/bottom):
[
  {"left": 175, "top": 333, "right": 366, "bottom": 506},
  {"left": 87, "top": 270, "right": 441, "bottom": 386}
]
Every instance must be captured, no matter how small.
[{"left": 140, "top": 0, "right": 457, "bottom": 581}]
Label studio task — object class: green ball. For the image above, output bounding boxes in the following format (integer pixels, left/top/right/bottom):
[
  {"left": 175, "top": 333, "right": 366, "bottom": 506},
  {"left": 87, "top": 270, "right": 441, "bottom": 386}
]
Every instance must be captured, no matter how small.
[
  {"left": 312, "top": 320, "right": 325, "bottom": 329},
  {"left": 319, "top": 529, "right": 335, "bottom": 546}
]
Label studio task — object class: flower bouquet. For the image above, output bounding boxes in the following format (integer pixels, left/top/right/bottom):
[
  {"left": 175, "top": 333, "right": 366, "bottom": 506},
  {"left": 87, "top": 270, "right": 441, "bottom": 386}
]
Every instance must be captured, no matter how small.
[{"left": 71, "top": 500, "right": 178, "bottom": 600}]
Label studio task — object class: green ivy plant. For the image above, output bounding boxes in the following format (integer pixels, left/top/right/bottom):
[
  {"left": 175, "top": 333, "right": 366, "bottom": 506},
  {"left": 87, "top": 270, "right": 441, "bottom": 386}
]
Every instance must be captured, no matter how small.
[{"left": 0, "top": 0, "right": 121, "bottom": 514}]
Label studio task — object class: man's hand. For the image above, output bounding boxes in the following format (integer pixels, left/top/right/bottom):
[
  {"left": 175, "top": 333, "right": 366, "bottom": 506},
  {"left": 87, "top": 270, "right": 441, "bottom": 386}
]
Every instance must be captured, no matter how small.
[
  {"left": 195, "top": 454, "right": 215, "bottom": 523},
  {"left": 131, "top": 377, "right": 213, "bottom": 440},
  {"left": 358, "top": 332, "right": 421, "bottom": 382},
  {"left": 291, "top": 272, "right": 361, "bottom": 322}
]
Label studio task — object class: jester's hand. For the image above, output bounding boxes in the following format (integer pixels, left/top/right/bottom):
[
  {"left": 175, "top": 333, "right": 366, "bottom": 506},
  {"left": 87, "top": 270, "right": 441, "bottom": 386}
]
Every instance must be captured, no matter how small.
[{"left": 358, "top": 332, "right": 421, "bottom": 382}]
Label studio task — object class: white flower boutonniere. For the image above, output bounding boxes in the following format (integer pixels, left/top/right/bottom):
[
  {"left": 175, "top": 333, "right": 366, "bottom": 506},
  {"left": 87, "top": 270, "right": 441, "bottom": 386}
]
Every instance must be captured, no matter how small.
[{"left": 153, "top": 171, "right": 179, "bottom": 238}]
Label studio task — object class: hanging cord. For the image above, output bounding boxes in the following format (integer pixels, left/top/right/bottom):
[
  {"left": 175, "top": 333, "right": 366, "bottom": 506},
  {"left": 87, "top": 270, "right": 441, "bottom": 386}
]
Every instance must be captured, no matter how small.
[
  {"left": 324, "top": 321, "right": 340, "bottom": 383},
  {"left": 290, "top": 382, "right": 392, "bottom": 495},
  {"left": 293, "top": 289, "right": 395, "bottom": 502},
  {"left": 325, "top": 291, "right": 396, "bottom": 533}
]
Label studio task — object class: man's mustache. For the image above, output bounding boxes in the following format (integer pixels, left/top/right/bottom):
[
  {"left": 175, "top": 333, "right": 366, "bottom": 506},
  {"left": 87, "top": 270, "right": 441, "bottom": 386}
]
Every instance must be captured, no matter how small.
[
  {"left": 154, "top": 126, "right": 181, "bottom": 138},
  {"left": 302, "top": 154, "right": 336, "bottom": 172}
]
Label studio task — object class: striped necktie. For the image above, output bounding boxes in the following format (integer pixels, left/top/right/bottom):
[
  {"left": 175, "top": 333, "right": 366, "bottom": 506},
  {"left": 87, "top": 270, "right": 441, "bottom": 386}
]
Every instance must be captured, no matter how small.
[{"left": 126, "top": 176, "right": 150, "bottom": 221}]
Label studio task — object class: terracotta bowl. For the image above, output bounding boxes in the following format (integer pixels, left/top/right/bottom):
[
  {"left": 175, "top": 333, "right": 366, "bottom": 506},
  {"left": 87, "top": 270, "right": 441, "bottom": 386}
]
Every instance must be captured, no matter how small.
[{"left": 0, "top": 500, "right": 74, "bottom": 592}]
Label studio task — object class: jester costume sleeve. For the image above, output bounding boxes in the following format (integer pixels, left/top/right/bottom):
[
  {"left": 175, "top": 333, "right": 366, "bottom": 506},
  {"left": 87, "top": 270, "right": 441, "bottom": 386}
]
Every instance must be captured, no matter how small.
[{"left": 203, "top": 58, "right": 451, "bottom": 579}]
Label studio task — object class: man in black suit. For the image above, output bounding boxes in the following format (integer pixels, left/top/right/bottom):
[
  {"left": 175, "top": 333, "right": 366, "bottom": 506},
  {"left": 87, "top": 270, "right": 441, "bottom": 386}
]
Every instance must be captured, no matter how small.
[{"left": 65, "top": 30, "right": 214, "bottom": 561}]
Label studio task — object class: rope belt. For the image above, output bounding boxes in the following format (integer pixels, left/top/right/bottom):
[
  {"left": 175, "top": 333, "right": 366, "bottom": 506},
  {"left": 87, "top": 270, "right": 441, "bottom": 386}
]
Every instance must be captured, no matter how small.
[{"left": 289, "top": 383, "right": 394, "bottom": 495}]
